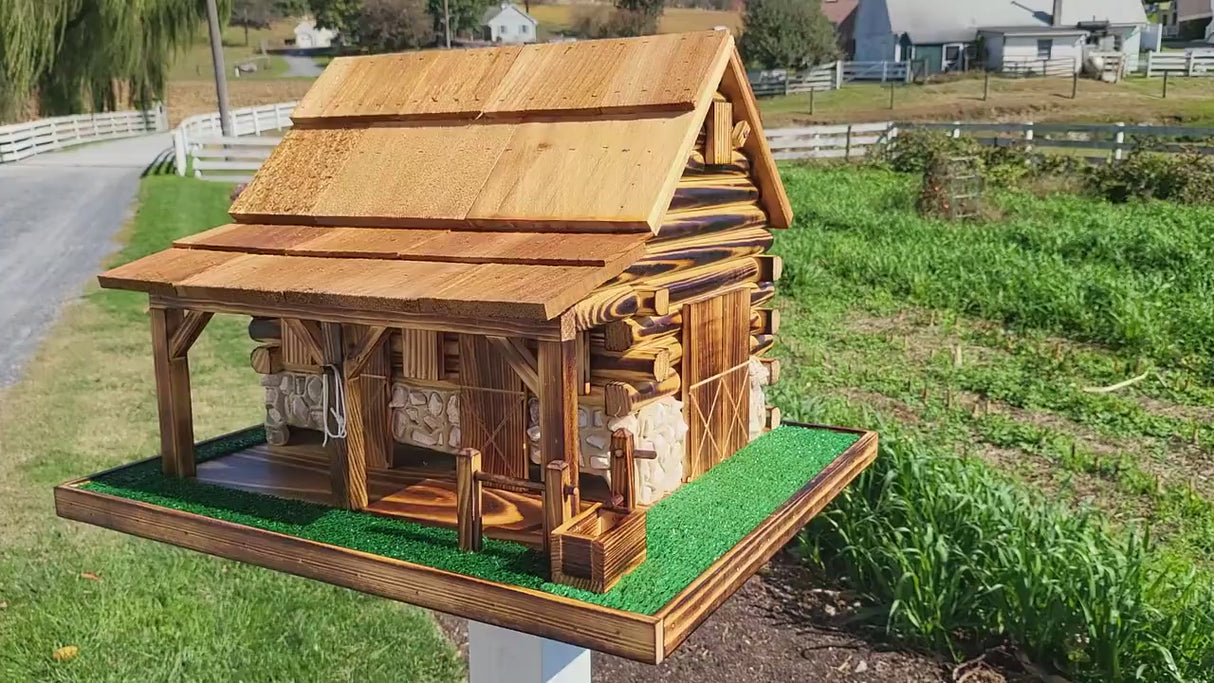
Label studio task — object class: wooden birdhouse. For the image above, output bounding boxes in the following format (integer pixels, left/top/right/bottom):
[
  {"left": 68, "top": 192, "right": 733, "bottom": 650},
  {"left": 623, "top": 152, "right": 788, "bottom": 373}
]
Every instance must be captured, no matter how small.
[{"left": 56, "top": 31, "right": 876, "bottom": 664}]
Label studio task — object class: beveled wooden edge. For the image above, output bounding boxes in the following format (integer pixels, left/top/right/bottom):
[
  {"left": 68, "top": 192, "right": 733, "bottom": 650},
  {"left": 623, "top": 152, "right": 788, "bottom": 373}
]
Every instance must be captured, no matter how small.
[
  {"left": 653, "top": 429, "right": 878, "bottom": 657},
  {"left": 54, "top": 478, "right": 664, "bottom": 663},
  {"left": 148, "top": 294, "right": 567, "bottom": 342},
  {"left": 53, "top": 423, "right": 876, "bottom": 664}
]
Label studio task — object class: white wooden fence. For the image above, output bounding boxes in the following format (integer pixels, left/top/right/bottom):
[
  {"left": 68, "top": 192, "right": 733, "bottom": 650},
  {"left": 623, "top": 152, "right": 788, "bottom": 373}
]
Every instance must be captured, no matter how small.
[
  {"left": 748, "top": 60, "right": 910, "bottom": 97},
  {"left": 767, "top": 123, "right": 897, "bottom": 161},
  {"left": 174, "top": 101, "right": 296, "bottom": 180},
  {"left": 842, "top": 61, "right": 911, "bottom": 83},
  {"left": 0, "top": 106, "right": 167, "bottom": 163},
  {"left": 1144, "top": 51, "right": 1214, "bottom": 77},
  {"left": 1000, "top": 57, "right": 1078, "bottom": 78}
]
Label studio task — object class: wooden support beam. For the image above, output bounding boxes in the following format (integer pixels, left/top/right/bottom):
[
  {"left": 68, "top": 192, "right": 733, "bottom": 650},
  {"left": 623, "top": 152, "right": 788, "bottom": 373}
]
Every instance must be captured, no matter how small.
[
  {"left": 635, "top": 287, "right": 671, "bottom": 316},
  {"left": 344, "top": 324, "right": 392, "bottom": 472},
  {"left": 610, "top": 429, "right": 636, "bottom": 512},
  {"left": 283, "top": 318, "right": 324, "bottom": 363},
  {"left": 248, "top": 316, "right": 281, "bottom": 343},
  {"left": 599, "top": 374, "right": 682, "bottom": 417},
  {"left": 704, "top": 99, "right": 734, "bottom": 165},
  {"left": 731, "top": 120, "right": 751, "bottom": 149},
  {"left": 150, "top": 308, "right": 195, "bottom": 477},
  {"left": 544, "top": 459, "right": 573, "bottom": 553},
  {"left": 400, "top": 328, "right": 441, "bottom": 381},
  {"left": 169, "top": 311, "right": 213, "bottom": 358},
  {"left": 486, "top": 336, "right": 540, "bottom": 395},
  {"left": 577, "top": 332, "right": 591, "bottom": 396},
  {"left": 750, "top": 308, "right": 780, "bottom": 336},
  {"left": 539, "top": 339, "right": 579, "bottom": 517},
  {"left": 322, "top": 322, "right": 368, "bottom": 510},
  {"left": 456, "top": 448, "right": 484, "bottom": 552}
]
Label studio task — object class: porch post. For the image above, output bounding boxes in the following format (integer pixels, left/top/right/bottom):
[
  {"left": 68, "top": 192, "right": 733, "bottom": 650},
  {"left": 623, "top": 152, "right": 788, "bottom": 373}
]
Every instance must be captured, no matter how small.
[
  {"left": 150, "top": 307, "right": 195, "bottom": 477},
  {"left": 538, "top": 338, "right": 579, "bottom": 541},
  {"left": 321, "top": 322, "right": 368, "bottom": 510}
]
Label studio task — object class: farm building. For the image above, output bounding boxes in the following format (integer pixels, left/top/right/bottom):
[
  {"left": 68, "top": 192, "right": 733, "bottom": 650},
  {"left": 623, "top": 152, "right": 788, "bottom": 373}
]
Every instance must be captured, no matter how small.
[
  {"left": 854, "top": 0, "right": 1150, "bottom": 73},
  {"left": 481, "top": 2, "right": 538, "bottom": 44}
]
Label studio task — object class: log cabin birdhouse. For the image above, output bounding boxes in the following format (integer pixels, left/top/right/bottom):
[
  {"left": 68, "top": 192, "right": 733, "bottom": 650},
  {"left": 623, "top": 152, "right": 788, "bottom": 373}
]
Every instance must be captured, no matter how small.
[{"left": 57, "top": 31, "right": 877, "bottom": 664}]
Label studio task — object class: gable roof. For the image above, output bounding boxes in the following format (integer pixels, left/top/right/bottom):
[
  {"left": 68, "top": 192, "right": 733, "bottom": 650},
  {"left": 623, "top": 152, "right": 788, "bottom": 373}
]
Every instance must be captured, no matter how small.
[
  {"left": 99, "top": 32, "right": 792, "bottom": 322},
  {"left": 882, "top": 0, "right": 1148, "bottom": 44},
  {"left": 482, "top": 3, "right": 537, "bottom": 25},
  {"left": 822, "top": 0, "right": 860, "bottom": 25}
]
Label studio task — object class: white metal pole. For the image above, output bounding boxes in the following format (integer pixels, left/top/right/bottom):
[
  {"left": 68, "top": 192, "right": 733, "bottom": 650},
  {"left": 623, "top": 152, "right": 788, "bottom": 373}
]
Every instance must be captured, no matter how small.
[{"left": 467, "top": 621, "right": 591, "bottom": 683}]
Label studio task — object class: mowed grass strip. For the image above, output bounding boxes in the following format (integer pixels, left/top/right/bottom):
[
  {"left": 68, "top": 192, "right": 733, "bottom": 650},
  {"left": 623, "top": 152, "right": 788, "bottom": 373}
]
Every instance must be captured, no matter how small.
[{"left": 0, "top": 176, "right": 462, "bottom": 682}]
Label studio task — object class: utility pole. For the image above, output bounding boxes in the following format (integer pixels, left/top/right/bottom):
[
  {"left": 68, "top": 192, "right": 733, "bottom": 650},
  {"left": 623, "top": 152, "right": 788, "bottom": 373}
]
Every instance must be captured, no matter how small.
[
  {"left": 205, "top": 0, "right": 232, "bottom": 136},
  {"left": 444, "top": 0, "right": 452, "bottom": 48}
]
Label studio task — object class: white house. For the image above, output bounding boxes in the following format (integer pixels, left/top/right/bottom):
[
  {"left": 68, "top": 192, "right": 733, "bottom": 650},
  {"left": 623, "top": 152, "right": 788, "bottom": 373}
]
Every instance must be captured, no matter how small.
[
  {"left": 854, "top": 0, "right": 1149, "bottom": 73},
  {"left": 482, "top": 3, "right": 538, "bottom": 44},
  {"left": 294, "top": 19, "right": 337, "bottom": 49}
]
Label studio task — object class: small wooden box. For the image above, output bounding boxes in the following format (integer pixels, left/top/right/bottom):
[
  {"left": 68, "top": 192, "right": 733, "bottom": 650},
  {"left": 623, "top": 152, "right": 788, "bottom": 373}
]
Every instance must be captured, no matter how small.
[{"left": 551, "top": 505, "right": 647, "bottom": 593}]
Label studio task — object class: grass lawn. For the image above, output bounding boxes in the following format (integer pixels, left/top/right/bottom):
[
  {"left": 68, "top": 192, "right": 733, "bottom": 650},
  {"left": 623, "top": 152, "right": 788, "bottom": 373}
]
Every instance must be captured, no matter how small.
[
  {"left": 775, "top": 166, "right": 1214, "bottom": 679},
  {"left": 0, "top": 177, "right": 462, "bottom": 682},
  {"left": 168, "top": 20, "right": 298, "bottom": 82}
]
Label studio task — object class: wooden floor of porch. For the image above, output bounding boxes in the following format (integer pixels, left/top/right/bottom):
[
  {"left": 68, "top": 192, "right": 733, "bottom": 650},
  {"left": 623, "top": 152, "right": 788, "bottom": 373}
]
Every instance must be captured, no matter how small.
[{"left": 195, "top": 436, "right": 555, "bottom": 547}]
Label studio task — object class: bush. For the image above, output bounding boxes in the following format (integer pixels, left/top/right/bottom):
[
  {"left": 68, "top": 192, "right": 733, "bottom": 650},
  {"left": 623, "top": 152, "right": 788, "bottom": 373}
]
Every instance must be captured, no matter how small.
[
  {"left": 1083, "top": 152, "right": 1214, "bottom": 206},
  {"left": 569, "top": 6, "right": 657, "bottom": 38}
]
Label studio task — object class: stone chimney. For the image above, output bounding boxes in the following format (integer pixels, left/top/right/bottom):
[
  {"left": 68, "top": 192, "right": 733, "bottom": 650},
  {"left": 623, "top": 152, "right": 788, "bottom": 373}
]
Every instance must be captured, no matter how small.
[{"left": 1053, "top": 0, "right": 1064, "bottom": 26}]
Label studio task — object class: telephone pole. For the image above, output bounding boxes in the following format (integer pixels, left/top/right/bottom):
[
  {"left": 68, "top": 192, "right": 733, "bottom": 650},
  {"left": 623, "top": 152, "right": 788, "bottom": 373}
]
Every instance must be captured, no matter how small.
[
  {"left": 205, "top": 0, "right": 232, "bottom": 136},
  {"left": 444, "top": 0, "right": 452, "bottom": 48}
]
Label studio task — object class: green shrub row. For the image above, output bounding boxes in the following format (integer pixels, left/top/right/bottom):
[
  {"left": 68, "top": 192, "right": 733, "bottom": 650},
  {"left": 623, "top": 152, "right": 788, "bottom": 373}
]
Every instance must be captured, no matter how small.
[{"left": 878, "top": 129, "right": 1214, "bottom": 205}]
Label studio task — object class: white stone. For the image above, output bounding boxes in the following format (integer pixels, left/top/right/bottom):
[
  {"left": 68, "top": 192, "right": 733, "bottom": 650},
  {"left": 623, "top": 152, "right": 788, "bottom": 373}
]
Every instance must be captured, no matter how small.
[
  {"left": 280, "top": 375, "right": 292, "bottom": 391},
  {"left": 390, "top": 385, "right": 408, "bottom": 408},
  {"left": 410, "top": 429, "right": 438, "bottom": 446},
  {"left": 448, "top": 427, "right": 461, "bottom": 448},
  {"left": 289, "top": 396, "right": 310, "bottom": 423},
  {"left": 447, "top": 395, "right": 459, "bottom": 424},
  {"left": 428, "top": 393, "right": 443, "bottom": 416},
  {"left": 527, "top": 425, "right": 542, "bottom": 442},
  {"left": 260, "top": 373, "right": 280, "bottom": 387},
  {"left": 266, "top": 407, "right": 284, "bottom": 426},
  {"left": 409, "top": 391, "right": 426, "bottom": 406},
  {"left": 588, "top": 455, "right": 611, "bottom": 471},
  {"left": 305, "top": 375, "right": 324, "bottom": 403},
  {"left": 266, "top": 425, "right": 290, "bottom": 446},
  {"left": 577, "top": 408, "right": 589, "bottom": 427},
  {"left": 584, "top": 433, "right": 609, "bottom": 450}
]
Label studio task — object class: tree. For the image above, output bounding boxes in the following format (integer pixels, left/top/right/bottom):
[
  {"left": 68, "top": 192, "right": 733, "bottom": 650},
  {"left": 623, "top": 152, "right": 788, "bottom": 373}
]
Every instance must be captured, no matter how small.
[
  {"left": 426, "top": 0, "right": 490, "bottom": 40},
  {"left": 353, "top": 0, "right": 433, "bottom": 52},
  {"left": 739, "top": 0, "right": 838, "bottom": 70},
  {"left": 0, "top": 0, "right": 215, "bottom": 121},
  {"left": 616, "top": 0, "right": 664, "bottom": 20},
  {"left": 307, "top": 0, "right": 363, "bottom": 35},
  {"left": 232, "top": 0, "right": 276, "bottom": 46}
]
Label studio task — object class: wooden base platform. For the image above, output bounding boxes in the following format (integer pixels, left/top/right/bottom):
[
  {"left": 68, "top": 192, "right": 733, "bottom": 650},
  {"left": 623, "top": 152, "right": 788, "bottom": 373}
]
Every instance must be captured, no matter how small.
[
  {"left": 195, "top": 439, "right": 549, "bottom": 547},
  {"left": 55, "top": 426, "right": 877, "bottom": 664}
]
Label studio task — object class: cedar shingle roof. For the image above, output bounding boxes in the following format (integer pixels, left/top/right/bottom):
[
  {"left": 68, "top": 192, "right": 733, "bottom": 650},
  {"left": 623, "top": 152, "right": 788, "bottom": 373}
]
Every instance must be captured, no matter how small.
[{"left": 99, "top": 32, "right": 791, "bottom": 322}]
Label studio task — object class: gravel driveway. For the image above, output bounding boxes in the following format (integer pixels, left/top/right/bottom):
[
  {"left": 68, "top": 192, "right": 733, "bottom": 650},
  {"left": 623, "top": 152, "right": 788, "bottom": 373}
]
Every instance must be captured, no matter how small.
[{"left": 0, "top": 133, "right": 171, "bottom": 388}]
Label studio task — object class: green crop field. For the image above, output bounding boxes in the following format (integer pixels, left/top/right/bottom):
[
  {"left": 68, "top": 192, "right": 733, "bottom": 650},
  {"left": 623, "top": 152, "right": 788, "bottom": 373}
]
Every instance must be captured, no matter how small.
[{"left": 774, "top": 166, "right": 1214, "bottom": 680}]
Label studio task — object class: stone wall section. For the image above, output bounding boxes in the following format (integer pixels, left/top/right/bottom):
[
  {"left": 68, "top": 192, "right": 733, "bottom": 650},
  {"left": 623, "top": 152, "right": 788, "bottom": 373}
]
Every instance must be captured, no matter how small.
[
  {"left": 389, "top": 382, "right": 461, "bottom": 454},
  {"left": 748, "top": 357, "right": 771, "bottom": 441}
]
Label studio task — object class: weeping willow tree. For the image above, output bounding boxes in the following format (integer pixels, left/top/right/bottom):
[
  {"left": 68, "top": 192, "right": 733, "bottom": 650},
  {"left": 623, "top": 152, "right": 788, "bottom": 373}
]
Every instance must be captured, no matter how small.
[{"left": 0, "top": 0, "right": 225, "bottom": 122}]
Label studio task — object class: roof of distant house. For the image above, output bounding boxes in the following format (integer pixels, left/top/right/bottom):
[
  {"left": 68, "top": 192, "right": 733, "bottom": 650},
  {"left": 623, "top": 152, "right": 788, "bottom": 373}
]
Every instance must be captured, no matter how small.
[
  {"left": 821, "top": 0, "right": 860, "bottom": 25},
  {"left": 482, "top": 2, "right": 538, "bottom": 26},
  {"left": 880, "top": 0, "right": 1148, "bottom": 44}
]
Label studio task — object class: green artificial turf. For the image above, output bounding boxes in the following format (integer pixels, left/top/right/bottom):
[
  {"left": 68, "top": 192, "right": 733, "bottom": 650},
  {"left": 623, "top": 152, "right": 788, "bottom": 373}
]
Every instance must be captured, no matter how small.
[{"left": 81, "top": 425, "right": 860, "bottom": 615}]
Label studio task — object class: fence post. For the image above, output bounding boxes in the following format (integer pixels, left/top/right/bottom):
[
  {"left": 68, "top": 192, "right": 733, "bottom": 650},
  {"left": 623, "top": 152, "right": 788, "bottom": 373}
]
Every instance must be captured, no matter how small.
[
  {"left": 1146, "top": 51, "right": 1154, "bottom": 78},
  {"left": 835, "top": 60, "right": 844, "bottom": 90},
  {"left": 881, "top": 61, "right": 888, "bottom": 83},
  {"left": 1114, "top": 122, "right": 1126, "bottom": 162},
  {"left": 983, "top": 71, "right": 991, "bottom": 101},
  {"left": 173, "top": 129, "right": 187, "bottom": 177},
  {"left": 1024, "top": 121, "right": 1034, "bottom": 153},
  {"left": 952, "top": 121, "right": 962, "bottom": 139},
  {"left": 844, "top": 125, "right": 853, "bottom": 161},
  {"left": 544, "top": 460, "right": 572, "bottom": 553},
  {"left": 1187, "top": 51, "right": 1195, "bottom": 77},
  {"left": 456, "top": 448, "right": 483, "bottom": 552}
]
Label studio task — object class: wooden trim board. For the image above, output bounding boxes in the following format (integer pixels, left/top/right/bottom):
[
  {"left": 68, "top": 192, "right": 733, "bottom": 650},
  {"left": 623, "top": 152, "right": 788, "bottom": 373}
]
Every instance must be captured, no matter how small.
[{"left": 54, "top": 426, "right": 877, "bottom": 664}]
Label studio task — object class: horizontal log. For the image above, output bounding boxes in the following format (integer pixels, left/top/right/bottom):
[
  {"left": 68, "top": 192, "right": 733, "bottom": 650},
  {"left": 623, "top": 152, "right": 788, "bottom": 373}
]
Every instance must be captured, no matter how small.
[
  {"left": 649, "top": 257, "right": 761, "bottom": 307},
  {"left": 603, "top": 313, "right": 682, "bottom": 352},
  {"left": 760, "top": 357, "right": 780, "bottom": 385},
  {"left": 750, "top": 308, "right": 779, "bottom": 336},
  {"left": 684, "top": 148, "right": 750, "bottom": 176},
  {"left": 750, "top": 281, "right": 776, "bottom": 307},
  {"left": 596, "top": 374, "right": 682, "bottom": 417},
  {"left": 573, "top": 283, "right": 668, "bottom": 330},
  {"left": 656, "top": 202, "right": 767, "bottom": 240},
  {"left": 592, "top": 345, "right": 674, "bottom": 381},
  {"left": 751, "top": 334, "right": 774, "bottom": 356},
  {"left": 617, "top": 226, "right": 773, "bottom": 284},
  {"left": 249, "top": 316, "right": 281, "bottom": 342},
  {"left": 591, "top": 368, "right": 666, "bottom": 385},
  {"left": 765, "top": 405, "right": 781, "bottom": 430},
  {"left": 669, "top": 178, "right": 760, "bottom": 213},
  {"left": 757, "top": 255, "right": 783, "bottom": 282},
  {"left": 250, "top": 344, "right": 282, "bottom": 374}
]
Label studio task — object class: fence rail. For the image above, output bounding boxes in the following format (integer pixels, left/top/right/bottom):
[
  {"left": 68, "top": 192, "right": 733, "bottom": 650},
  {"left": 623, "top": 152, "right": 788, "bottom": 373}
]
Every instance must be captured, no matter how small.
[
  {"left": 175, "top": 101, "right": 296, "bottom": 180},
  {"left": 0, "top": 107, "right": 166, "bottom": 163},
  {"left": 1000, "top": 57, "right": 1077, "bottom": 78},
  {"left": 1144, "top": 51, "right": 1214, "bottom": 77}
]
